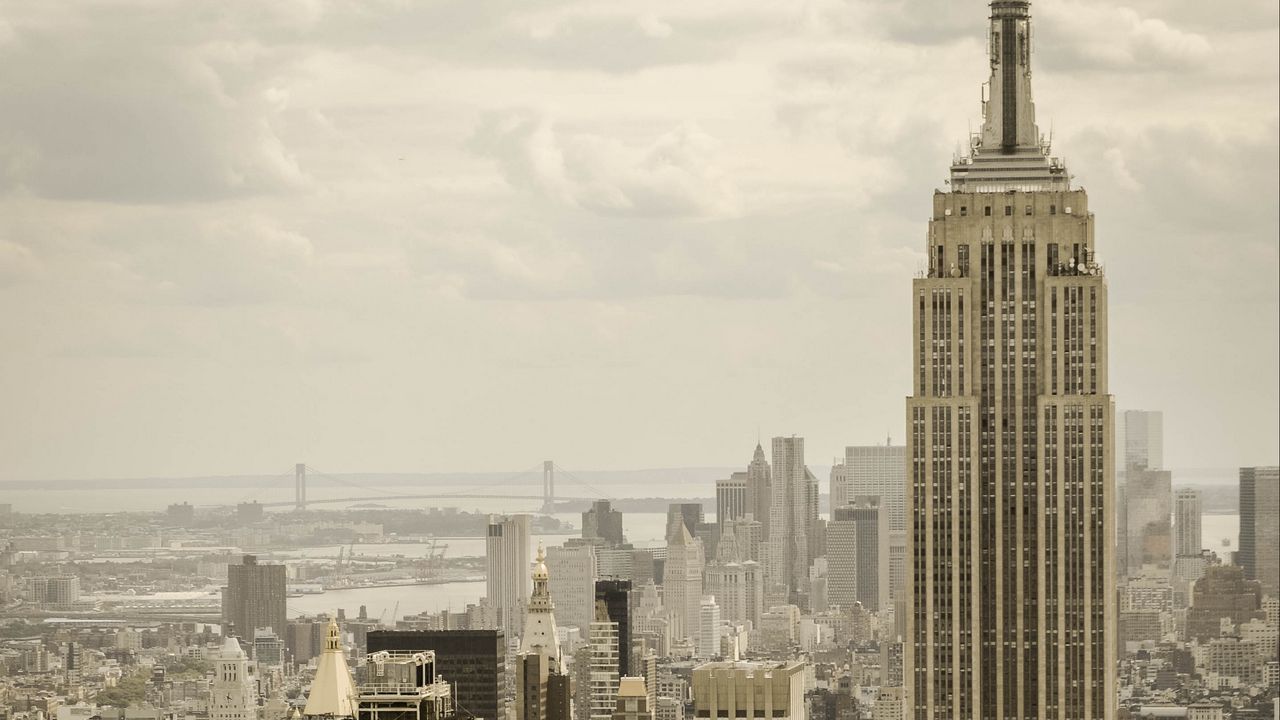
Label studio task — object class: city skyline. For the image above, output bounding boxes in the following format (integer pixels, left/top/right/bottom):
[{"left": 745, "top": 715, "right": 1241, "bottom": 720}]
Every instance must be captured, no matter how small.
[{"left": 0, "top": 1, "right": 1276, "bottom": 483}]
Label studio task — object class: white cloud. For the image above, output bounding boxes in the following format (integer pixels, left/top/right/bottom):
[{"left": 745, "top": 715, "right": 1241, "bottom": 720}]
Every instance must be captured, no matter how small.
[{"left": 472, "top": 110, "right": 740, "bottom": 219}]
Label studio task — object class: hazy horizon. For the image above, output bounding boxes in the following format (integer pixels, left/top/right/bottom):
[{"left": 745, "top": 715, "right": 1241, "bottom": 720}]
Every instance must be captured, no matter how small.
[{"left": 1, "top": 0, "right": 1276, "bottom": 483}]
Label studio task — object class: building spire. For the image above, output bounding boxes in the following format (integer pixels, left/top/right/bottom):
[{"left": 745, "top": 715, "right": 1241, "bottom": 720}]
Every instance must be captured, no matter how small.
[
  {"left": 949, "top": 0, "right": 1068, "bottom": 192},
  {"left": 982, "top": 1, "right": 1039, "bottom": 153}
]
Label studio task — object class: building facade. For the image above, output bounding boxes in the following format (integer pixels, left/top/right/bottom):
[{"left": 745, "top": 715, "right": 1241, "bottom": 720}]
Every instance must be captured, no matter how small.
[
  {"left": 663, "top": 523, "right": 704, "bottom": 643},
  {"left": 1239, "top": 466, "right": 1279, "bottom": 598},
  {"left": 548, "top": 543, "right": 598, "bottom": 634},
  {"left": 767, "top": 436, "right": 819, "bottom": 602},
  {"left": 904, "top": 2, "right": 1116, "bottom": 717},
  {"left": 224, "top": 555, "right": 287, "bottom": 640},
  {"left": 715, "top": 475, "right": 749, "bottom": 531},
  {"left": 487, "top": 514, "right": 532, "bottom": 638},
  {"left": 691, "top": 661, "right": 806, "bottom": 720},
  {"left": 367, "top": 629, "right": 508, "bottom": 720}
]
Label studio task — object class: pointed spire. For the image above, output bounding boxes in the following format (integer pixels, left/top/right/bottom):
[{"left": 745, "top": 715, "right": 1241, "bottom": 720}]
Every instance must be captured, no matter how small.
[{"left": 303, "top": 619, "right": 356, "bottom": 718}]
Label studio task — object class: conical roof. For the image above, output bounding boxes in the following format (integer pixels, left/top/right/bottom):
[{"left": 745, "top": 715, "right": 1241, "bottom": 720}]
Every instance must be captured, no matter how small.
[{"left": 303, "top": 619, "right": 356, "bottom": 718}]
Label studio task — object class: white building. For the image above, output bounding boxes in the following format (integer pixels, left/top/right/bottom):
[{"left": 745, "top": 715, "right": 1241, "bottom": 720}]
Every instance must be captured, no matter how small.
[
  {"left": 663, "top": 523, "right": 704, "bottom": 643},
  {"left": 697, "top": 596, "right": 721, "bottom": 659},
  {"left": 547, "top": 543, "right": 597, "bottom": 634},
  {"left": 487, "top": 514, "right": 532, "bottom": 638},
  {"left": 210, "top": 637, "right": 256, "bottom": 720}
]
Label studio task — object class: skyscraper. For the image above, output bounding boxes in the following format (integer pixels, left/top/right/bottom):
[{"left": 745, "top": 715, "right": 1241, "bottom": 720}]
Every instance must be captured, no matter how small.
[
  {"left": 1117, "top": 409, "right": 1164, "bottom": 475},
  {"left": 904, "top": 2, "right": 1116, "bottom": 717},
  {"left": 828, "top": 499, "right": 885, "bottom": 612},
  {"left": 487, "top": 513, "right": 532, "bottom": 638},
  {"left": 595, "top": 580, "right": 632, "bottom": 678},
  {"left": 1173, "top": 488, "right": 1206, "bottom": 592},
  {"left": 224, "top": 554, "right": 287, "bottom": 640},
  {"left": 663, "top": 522, "right": 704, "bottom": 643},
  {"left": 1239, "top": 466, "right": 1280, "bottom": 598},
  {"left": 830, "top": 444, "right": 907, "bottom": 606},
  {"left": 583, "top": 500, "right": 626, "bottom": 547},
  {"left": 209, "top": 637, "right": 256, "bottom": 720},
  {"left": 767, "top": 436, "right": 819, "bottom": 601},
  {"left": 746, "top": 443, "right": 772, "bottom": 533},
  {"left": 715, "top": 474, "right": 749, "bottom": 531},
  {"left": 547, "top": 543, "right": 598, "bottom": 634}
]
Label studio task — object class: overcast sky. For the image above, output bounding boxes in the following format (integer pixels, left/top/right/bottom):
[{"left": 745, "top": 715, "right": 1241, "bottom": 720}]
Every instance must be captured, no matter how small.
[{"left": 0, "top": 0, "right": 1276, "bottom": 483}]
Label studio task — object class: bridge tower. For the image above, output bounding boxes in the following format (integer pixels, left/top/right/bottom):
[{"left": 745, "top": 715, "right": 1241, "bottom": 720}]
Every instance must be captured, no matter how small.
[
  {"left": 541, "top": 461, "right": 555, "bottom": 514},
  {"left": 295, "top": 463, "right": 306, "bottom": 511}
]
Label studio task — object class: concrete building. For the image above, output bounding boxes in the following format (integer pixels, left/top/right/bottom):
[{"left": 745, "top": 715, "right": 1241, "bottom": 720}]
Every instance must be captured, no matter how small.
[
  {"left": 595, "top": 580, "right": 632, "bottom": 678},
  {"left": 830, "top": 444, "right": 907, "bottom": 605},
  {"left": 830, "top": 498, "right": 886, "bottom": 612},
  {"left": 224, "top": 555, "right": 287, "bottom": 640},
  {"left": 588, "top": 609, "right": 621, "bottom": 720},
  {"left": 547, "top": 543, "right": 598, "bottom": 634},
  {"left": 903, "top": 2, "right": 1116, "bottom": 716},
  {"left": 704, "top": 525, "right": 764, "bottom": 628},
  {"left": 745, "top": 444, "right": 772, "bottom": 538},
  {"left": 1173, "top": 488, "right": 1206, "bottom": 599},
  {"left": 487, "top": 514, "right": 532, "bottom": 638},
  {"left": 767, "top": 436, "right": 819, "bottom": 602},
  {"left": 1239, "top": 466, "right": 1279, "bottom": 598},
  {"left": 691, "top": 661, "right": 806, "bottom": 720},
  {"left": 357, "top": 649, "right": 458, "bottom": 720},
  {"left": 210, "top": 637, "right": 256, "bottom": 720},
  {"left": 697, "top": 596, "right": 721, "bottom": 659},
  {"left": 715, "top": 475, "right": 749, "bottom": 531},
  {"left": 583, "top": 501, "right": 626, "bottom": 547},
  {"left": 663, "top": 522, "right": 704, "bottom": 643}
]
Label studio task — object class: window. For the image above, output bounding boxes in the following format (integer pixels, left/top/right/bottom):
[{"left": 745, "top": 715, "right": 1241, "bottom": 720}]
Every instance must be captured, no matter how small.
[
  {"left": 1025, "top": 205, "right": 1032, "bottom": 215},
  {"left": 960, "top": 205, "right": 968, "bottom": 216},
  {"left": 984, "top": 206, "right": 992, "bottom": 216},
  {"left": 1004, "top": 206, "right": 1013, "bottom": 216},
  {"left": 1050, "top": 204, "right": 1057, "bottom": 215}
]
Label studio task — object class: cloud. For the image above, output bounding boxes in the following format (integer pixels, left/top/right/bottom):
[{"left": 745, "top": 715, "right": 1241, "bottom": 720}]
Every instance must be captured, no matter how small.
[
  {"left": 1038, "top": 4, "right": 1212, "bottom": 71},
  {"left": 471, "top": 110, "right": 740, "bottom": 219},
  {"left": 0, "top": 8, "right": 305, "bottom": 203}
]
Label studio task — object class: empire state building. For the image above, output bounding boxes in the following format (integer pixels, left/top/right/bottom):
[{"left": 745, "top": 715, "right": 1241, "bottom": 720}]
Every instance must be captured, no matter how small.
[{"left": 904, "top": 2, "right": 1116, "bottom": 718}]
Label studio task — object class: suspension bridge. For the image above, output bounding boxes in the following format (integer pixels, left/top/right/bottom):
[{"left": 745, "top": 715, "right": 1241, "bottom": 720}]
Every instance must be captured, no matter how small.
[{"left": 226, "top": 461, "right": 603, "bottom": 514}]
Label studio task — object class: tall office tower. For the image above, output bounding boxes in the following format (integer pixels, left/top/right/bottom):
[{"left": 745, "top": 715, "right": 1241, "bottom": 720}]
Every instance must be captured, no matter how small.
[
  {"left": 1124, "top": 469, "right": 1173, "bottom": 573},
  {"left": 904, "top": 3, "right": 1116, "bottom": 717},
  {"left": 367, "top": 629, "right": 508, "bottom": 720},
  {"left": 518, "top": 546, "right": 565, "bottom": 720},
  {"left": 697, "top": 596, "right": 721, "bottom": 658},
  {"left": 613, "top": 677, "right": 654, "bottom": 720},
  {"left": 1117, "top": 409, "right": 1164, "bottom": 475},
  {"left": 746, "top": 443, "right": 772, "bottom": 535},
  {"left": 588, "top": 602, "right": 622, "bottom": 720},
  {"left": 830, "top": 443, "right": 907, "bottom": 530},
  {"left": 209, "top": 637, "right": 256, "bottom": 720},
  {"left": 303, "top": 620, "right": 357, "bottom": 718},
  {"left": 768, "top": 436, "right": 819, "bottom": 600},
  {"left": 691, "top": 661, "right": 806, "bottom": 720},
  {"left": 487, "top": 513, "right": 532, "bottom": 638},
  {"left": 830, "top": 443, "right": 907, "bottom": 605},
  {"left": 1239, "top": 466, "right": 1280, "bottom": 598},
  {"left": 224, "top": 554, "right": 287, "bottom": 640},
  {"left": 665, "top": 504, "right": 705, "bottom": 543},
  {"left": 595, "top": 580, "right": 633, "bottom": 678},
  {"left": 715, "top": 474, "right": 749, "bottom": 530},
  {"left": 826, "top": 508, "right": 858, "bottom": 613},
  {"left": 548, "top": 543, "right": 598, "bottom": 634},
  {"left": 64, "top": 642, "right": 80, "bottom": 687},
  {"left": 663, "top": 523, "right": 704, "bottom": 642},
  {"left": 584, "top": 500, "right": 626, "bottom": 547},
  {"left": 1173, "top": 488, "right": 1206, "bottom": 590}
]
